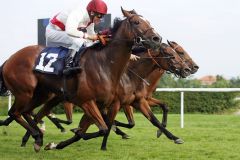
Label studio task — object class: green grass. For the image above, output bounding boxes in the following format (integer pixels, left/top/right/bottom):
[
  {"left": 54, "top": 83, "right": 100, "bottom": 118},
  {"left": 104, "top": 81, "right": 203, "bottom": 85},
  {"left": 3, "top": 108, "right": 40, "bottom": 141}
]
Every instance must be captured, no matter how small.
[{"left": 0, "top": 113, "right": 240, "bottom": 160}]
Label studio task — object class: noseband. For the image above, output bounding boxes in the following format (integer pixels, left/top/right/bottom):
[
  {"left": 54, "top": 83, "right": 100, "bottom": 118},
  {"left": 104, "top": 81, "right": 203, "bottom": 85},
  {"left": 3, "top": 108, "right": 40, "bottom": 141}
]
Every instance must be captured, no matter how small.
[{"left": 127, "top": 15, "right": 155, "bottom": 46}]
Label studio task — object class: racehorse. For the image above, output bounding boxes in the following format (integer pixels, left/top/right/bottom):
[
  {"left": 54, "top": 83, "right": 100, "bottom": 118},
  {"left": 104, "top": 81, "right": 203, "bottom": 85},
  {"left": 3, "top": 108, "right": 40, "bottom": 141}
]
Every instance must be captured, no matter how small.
[
  {"left": 0, "top": 8, "right": 161, "bottom": 152},
  {"left": 45, "top": 42, "right": 190, "bottom": 150},
  {"left": 113, "top": 40, "right": 199, "bottom": 138}
]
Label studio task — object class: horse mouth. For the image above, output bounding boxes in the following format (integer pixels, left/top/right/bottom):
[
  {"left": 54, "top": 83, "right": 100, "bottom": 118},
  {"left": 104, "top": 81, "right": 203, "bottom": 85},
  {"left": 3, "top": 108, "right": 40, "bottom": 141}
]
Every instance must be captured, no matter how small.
[
  {"left": 142, "top": 40, "right": 161, "bottom": 51},
  {"left": 172, "top": 68, "right": 191, "bottom": 78},
  {"left": 180, "top": 69, "right": 191, "bottom": 78}
]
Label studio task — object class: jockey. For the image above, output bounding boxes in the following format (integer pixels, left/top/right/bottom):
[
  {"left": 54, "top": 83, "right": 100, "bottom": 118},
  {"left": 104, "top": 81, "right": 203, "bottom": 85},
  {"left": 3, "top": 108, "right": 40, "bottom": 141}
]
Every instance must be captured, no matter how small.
[{"left": 45, "top": 0, "right": 108, "bottom": 75}]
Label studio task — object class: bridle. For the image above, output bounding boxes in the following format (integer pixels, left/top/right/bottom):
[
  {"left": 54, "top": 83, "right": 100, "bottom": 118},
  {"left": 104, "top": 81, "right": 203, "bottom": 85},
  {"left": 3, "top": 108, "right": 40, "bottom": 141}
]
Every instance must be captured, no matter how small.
[
  {"left": 128, "top": 14, "right": 155, "bottom": 46},
  {"left": 173, "top": 44, "right": 193, "bottom": 65}
]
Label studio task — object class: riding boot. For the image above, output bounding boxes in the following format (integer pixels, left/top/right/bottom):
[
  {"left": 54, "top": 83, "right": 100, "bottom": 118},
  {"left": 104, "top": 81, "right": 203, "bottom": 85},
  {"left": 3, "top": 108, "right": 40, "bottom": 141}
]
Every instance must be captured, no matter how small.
[{"left": 63, "top": 50, "right": 81, "bottom": 76}]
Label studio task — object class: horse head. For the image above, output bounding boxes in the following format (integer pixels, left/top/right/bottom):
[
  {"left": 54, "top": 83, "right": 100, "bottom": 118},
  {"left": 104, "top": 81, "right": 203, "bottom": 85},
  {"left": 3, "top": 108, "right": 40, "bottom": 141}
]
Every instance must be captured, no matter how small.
[
  {"left": 167, "top": 40, "right": 199, "bottom": 74},
  {"left": 151, "top": 43, "right": 191, "bottom": 78},
  {"left": 119, "top": 7, "right": 162, "bottom": 50}
]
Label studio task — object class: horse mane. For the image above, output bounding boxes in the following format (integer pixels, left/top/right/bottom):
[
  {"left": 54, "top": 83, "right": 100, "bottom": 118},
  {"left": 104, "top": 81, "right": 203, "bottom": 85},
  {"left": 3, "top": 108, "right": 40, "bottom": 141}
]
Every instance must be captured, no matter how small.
[
  {"left": 88, "top": 17, "right": 124, "bottom": 51},
  {"left": 110, "top": 17, "right": 124, "bottom": 37}
]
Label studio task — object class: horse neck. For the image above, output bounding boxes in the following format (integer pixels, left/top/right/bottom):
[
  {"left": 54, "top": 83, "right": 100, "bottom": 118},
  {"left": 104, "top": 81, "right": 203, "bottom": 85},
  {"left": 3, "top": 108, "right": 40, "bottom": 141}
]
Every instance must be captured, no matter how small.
[
  {"left": 127, "top": 58, "right": 157, "bottom": 85},
  {"left": 104, "top": 26, "right": 134, "bottom": 85}
]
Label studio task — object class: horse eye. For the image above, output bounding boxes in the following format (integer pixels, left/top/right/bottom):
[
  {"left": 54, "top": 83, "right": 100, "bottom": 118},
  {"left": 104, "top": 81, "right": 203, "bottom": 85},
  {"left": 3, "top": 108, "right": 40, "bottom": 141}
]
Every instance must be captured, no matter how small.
[
  {"left": 134, "top": 21, "right": 140, "bottom": 25},
  {"left": 178, "top": 52, "right": 184, "bottom": 55}
]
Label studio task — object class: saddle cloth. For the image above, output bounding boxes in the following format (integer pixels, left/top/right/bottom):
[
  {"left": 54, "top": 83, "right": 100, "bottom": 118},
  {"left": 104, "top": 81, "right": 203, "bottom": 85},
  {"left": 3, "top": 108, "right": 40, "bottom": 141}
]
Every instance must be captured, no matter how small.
[{"left": 34, "top": 46, "right": 69, "bottom": 75}]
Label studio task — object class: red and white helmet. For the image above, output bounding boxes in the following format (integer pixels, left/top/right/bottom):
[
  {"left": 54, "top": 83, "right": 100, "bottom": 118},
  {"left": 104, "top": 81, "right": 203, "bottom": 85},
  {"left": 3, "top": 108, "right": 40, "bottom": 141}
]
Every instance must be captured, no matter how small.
[{"left": 87, "top": 0, "right": 108, "bottom": 14}]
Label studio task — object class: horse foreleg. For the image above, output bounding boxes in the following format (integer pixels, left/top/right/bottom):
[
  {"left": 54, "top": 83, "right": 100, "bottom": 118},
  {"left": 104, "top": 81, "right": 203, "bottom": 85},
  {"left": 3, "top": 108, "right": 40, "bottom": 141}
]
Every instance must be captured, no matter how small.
[
  {"left": 46, "top": 102, "right": 73, "bottom": 132},
  {"left": 77, "top": 101, "right": 108, "bottom": 140},
  {"left": 114, "top": 105, "right": 135, "bottom": 128},
  {"left": 47, "top": 113, "right": 66, "bottom": 132},
  {"left": 133, "top": 98, "right": 184, "bottom": 144},
  {"left": 51, "top": 114, "right": 93, "bottom": 150},
  {"left": 101, "top": 100, "right": 121, "bottom": 150},
  {"left": 48, "top": 101, "right": 107, "bottom": 150},
  {"left": 112, "top": 105, "right": 134, "bottom": 139},
  {"left": 147, "top": 97, "right": 169, "bottom": 127},
  {"left": 147, "top": 97, "right": 169, "bottom": 138}
]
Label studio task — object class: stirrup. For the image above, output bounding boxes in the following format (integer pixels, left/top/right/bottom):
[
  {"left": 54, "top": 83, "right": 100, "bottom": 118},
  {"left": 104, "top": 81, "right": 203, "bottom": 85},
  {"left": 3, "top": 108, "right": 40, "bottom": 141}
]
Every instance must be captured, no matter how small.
[{"left": 63, "top": 66, "right": 82, "bottom": 76}]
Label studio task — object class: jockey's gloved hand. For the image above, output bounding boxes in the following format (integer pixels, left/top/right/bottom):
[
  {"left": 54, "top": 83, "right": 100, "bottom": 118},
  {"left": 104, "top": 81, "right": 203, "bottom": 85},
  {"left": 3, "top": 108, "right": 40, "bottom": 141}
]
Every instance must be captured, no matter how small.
[
  {"left": 130, "top": 54, "right": 140, "bottom": 61},
  {"left": 98, "top": 29, "right": 111, "bottom": 36},
  {"left": 98, "top": 35, "right": 111, "bottom": 46}
]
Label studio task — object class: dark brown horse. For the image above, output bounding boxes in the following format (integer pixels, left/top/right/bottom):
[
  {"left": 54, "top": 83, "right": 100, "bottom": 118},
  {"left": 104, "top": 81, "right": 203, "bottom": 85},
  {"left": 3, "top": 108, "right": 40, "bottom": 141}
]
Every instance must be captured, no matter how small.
[
  {"left": 0, "top": 8, "right": 161, "bottom": 152},
  {"left": 45, "top": 42, "right": 190, "bottom": 150}
]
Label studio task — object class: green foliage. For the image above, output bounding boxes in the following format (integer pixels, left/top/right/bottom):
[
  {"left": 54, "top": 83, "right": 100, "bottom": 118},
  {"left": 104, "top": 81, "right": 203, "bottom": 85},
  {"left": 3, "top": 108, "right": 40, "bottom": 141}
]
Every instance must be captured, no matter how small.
[
  {"left": 154, "top": 74, "right": 240, "bottom": 113},
  {"left": 0, "top": 97, "right": 10, "bottom": 116},
  {"left": 230, "top": 76, "right": 240, "bottom": 87},
  {"left": 152, "top": 92, "right": 239, "bottom": 113}
]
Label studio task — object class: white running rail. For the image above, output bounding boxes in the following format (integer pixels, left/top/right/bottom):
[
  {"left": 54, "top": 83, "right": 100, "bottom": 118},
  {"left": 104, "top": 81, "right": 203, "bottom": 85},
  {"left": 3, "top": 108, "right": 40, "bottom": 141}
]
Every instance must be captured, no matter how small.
[{"left": 156, "top": 88, "right": 240, "bottom": 128}]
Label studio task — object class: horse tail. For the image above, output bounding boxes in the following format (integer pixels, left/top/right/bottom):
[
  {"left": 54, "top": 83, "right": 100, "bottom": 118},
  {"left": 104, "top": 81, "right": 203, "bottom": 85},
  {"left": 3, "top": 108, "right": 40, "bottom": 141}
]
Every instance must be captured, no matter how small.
[{"left": 0, "top": 61, "right": 10, "bottom": 96}]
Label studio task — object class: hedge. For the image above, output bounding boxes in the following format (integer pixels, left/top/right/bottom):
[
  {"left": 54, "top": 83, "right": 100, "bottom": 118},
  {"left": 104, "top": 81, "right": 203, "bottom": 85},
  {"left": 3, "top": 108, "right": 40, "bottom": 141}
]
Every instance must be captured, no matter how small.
[
  {"left": 0, "top": 92, "right": 239, "bottom": 116},
  {"left": 151, "top": 91, "right": 239, "bottom": 113}
]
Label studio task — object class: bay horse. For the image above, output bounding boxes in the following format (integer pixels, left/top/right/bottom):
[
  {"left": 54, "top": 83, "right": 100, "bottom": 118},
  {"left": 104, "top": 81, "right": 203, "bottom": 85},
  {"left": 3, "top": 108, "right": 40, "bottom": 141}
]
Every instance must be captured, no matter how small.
[
  {"left": 45, "top": 42, "right": 190, "bottom": 150},
  {"left": 0, "top": 8, "right": 161, "bottom": 152},
  {"left": 113, "top": 40, "right": 199, "bottom": 138},
  {"left": 22, "top": 40, "right": 199, "bottom": 147}
]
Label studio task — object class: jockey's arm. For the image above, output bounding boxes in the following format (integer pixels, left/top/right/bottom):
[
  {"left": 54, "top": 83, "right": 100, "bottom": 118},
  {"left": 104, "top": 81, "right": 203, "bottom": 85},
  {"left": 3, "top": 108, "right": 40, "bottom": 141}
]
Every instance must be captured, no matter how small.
[
  {"left": 65, "top": 10, "right": 97, "bottom": 41},
  {"left": 65, "top": 10, "right": 85, "bottom": 38}
]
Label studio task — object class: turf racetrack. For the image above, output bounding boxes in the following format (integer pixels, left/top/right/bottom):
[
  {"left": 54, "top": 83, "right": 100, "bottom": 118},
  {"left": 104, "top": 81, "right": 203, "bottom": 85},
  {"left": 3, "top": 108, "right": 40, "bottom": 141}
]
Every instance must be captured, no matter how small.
[{"left": 0, "top": 113, "right": 240, "bottom": 160}]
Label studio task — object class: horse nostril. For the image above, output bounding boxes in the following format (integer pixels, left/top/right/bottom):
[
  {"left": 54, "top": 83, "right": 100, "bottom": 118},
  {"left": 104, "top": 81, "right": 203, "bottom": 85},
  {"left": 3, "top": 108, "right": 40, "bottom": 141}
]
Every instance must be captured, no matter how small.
[
  {"left": 184, "top": 68, "right": 191, "bottom": 73},
  {"left": 152, "top": 36, "right": 160, "bottom": 43},
  {"left": 194, "top": 65, "right": 199, "bottom": 70}
]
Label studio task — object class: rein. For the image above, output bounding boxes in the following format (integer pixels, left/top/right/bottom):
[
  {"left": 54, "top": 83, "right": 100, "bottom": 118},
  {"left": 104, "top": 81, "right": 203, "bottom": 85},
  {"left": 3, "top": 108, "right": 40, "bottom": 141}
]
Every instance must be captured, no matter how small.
[
  {"left": 147, "top": 49, "right": 162, "bottom": 68},
  {"left": 127, "top": 68, "right": 150, "bottom": 86}
]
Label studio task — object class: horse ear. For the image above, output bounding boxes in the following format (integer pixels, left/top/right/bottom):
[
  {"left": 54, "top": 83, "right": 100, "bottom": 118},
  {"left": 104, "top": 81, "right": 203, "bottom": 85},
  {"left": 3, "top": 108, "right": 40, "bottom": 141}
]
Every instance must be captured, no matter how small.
[
  {"left": 121, "top": 7, "right": 131, "bottom": 18},
  {"left": 130, "top": 9, "right": 137, "bottom": 14},
  {"left": 167, "top": 40, "right": 174, "bottom": 47}
]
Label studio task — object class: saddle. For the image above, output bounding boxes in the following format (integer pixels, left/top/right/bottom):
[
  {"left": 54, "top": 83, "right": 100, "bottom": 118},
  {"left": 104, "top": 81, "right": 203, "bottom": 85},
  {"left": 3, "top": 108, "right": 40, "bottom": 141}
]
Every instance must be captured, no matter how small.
[{"left": 34, "top": 46, "right": 85, "bottom": 76}]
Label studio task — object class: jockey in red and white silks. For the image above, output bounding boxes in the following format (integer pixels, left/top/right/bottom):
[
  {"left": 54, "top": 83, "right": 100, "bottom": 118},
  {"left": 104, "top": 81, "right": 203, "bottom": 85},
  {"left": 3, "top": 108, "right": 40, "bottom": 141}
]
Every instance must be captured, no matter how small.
[
  {"left": 45, "top": 0, "right": 108, "bottom": 73},
  {"left": 46, "top": 0, "right": 108, "bottom": 50}
]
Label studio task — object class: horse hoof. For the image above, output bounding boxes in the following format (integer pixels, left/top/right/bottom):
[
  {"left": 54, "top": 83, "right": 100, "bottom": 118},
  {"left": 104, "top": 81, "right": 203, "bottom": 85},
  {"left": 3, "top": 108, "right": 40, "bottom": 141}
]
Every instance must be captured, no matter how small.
[
  {"left": 34, "top": 143, "right": 41, "bottom": 152},
  {"left": 21, "top": 143, "right": 26, "bottom": 147},
  {"left": 122, "top": 134, "right": 131, "bottom": 139},
  {"left": 61, "top": 129, "right": 66, "bottom": 133},
  {"left": 44, "top": 142, "right": 57, "bottom": 150},
  {"left": 101, "top": 147, "right": 107, "bottom": 151},
  {"left": 174, "top": 139, "right": 184, "bottom": 144},
  {"left": 157, "top": 130, "right": 162, "bottom": 138}
]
